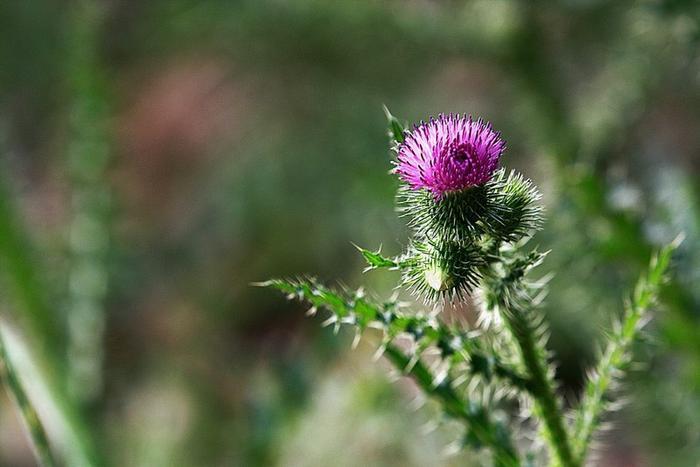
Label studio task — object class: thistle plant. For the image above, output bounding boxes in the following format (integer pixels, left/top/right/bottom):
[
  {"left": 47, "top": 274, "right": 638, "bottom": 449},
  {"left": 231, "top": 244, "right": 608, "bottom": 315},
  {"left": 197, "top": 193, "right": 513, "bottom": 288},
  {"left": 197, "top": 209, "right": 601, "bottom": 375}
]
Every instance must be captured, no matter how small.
[{"left": 264, "top": 110, "right": 677, "bottom": 466}]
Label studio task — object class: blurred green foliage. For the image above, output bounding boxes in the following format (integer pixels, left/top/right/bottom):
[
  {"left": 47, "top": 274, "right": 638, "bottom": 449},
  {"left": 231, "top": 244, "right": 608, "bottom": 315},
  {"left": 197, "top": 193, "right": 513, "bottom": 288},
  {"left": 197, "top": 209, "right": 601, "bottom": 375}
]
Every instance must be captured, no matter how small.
[{"left": 0, "top": 0, "right": 699, "bottom": 465}]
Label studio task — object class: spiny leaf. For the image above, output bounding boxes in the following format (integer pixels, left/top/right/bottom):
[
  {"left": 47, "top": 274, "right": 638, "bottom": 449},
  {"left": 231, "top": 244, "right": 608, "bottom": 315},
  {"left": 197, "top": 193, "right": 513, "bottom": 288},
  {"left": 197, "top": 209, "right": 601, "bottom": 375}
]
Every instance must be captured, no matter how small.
[
  {"left": 384, "top": 344, "right": 520, "bottom": 466},
  {"left": 262, "top": 278, "right": 530, "bottom": 392},
  {"left": 353, "top": 244, "right": 401, "bottom": 272},
  {"left": 572, "top": 239, "right": 680, "bottom": 465},
  {"left": 263, "top": 277, "right": 524, "bottom": 464}
]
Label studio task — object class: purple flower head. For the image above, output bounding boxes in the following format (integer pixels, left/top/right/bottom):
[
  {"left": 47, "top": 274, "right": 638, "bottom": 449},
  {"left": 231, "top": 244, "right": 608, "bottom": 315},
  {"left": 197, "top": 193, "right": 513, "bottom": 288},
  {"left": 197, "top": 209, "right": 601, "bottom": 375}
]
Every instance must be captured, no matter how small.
[{"left": 396, "top": 114, "right": 505, "bottom": 198}]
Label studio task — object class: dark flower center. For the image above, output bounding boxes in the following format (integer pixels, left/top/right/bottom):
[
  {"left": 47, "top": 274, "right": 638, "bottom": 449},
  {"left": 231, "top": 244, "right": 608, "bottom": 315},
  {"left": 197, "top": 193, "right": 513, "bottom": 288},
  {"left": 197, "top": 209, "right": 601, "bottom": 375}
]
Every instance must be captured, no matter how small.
[{"left": 449, "top": 142, "right": 477, "bottom": 164}]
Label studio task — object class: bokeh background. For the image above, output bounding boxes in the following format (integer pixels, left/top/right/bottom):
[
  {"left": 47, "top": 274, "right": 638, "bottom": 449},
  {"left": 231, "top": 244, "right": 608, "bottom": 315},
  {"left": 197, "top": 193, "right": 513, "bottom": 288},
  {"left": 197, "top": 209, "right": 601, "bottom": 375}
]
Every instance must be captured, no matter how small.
[{"left": 0, "top": 0, "right": 699, "bottom": 466}]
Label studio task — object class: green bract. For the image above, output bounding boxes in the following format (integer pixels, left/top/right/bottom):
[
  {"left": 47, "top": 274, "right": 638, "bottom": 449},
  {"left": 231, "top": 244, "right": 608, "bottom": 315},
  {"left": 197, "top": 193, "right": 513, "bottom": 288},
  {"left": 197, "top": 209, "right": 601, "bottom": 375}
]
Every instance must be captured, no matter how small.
[{"left": 391, "top": 167, "right": 543, "bottom": 302}]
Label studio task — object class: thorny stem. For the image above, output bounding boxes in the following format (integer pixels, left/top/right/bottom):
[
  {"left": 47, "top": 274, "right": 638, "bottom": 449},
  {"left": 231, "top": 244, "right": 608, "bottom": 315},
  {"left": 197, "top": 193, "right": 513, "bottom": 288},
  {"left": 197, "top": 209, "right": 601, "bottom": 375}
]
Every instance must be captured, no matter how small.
[
  {"left": 0, "top": 327, "right": 56, "bottom": 467},
  {"left": 384, "top": 344, "right": 521, "bottom": 467},
  {"left": 491, "top": 254, "right": 577, "bottom": 467},
  {"left": 503, "top": 310, "right": 577, "bottom": 467}
]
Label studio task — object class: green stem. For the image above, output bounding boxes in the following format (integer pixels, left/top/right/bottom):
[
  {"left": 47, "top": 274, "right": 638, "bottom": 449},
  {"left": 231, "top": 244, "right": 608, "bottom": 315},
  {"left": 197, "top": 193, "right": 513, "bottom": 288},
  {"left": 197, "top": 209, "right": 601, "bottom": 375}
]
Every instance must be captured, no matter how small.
[
  {"left": 0, "top": 326, "right": 56, "bottom": 467},
  {"left": 488, "top": 250, "right": 577, "bottom": 466},
  {"left": 504, "top": 311, "right": 577, "bottom": 467},
  {"left": 458, "top": 342, "right": 533, "bottom": 394},
  {"left": 384, "top": 344, "right": 520, "bottom": 467}
]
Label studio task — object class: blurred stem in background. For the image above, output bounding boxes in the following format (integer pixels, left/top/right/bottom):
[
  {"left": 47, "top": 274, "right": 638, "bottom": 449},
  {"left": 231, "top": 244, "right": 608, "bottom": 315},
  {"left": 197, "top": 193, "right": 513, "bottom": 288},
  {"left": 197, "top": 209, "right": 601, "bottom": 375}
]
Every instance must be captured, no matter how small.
[
  {"left": 0, "top": 170, "right": 100, "bottom": 466},
  {"left": 0, "top": 322, "right": 56, "bottom": 467},
  {"left": 64, "top": 0, "right": 112, "bottom": 405},
  {"left": 0, "top": 0, "right": 109, "bottom": 464},
  {"left": 0, "top": 142, "right": 99, "bottom": 466}
]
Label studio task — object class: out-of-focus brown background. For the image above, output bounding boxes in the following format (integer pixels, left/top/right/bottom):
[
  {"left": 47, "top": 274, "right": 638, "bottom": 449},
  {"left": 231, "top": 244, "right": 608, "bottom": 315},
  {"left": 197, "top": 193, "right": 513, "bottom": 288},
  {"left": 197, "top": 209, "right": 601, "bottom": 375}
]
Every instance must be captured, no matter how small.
[{"left": 0, "top": 1, "right": 699, "bottom": 465}]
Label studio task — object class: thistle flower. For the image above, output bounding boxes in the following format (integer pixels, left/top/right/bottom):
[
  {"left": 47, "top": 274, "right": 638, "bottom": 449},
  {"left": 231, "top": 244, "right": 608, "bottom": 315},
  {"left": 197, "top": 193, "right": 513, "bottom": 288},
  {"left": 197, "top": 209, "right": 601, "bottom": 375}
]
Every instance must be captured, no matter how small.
[
  {"left": 395, "top": 114, "right": 505, "bottom": 198},
  {"left": 266, "top": 109, "right": 675, "bottom": 467}
]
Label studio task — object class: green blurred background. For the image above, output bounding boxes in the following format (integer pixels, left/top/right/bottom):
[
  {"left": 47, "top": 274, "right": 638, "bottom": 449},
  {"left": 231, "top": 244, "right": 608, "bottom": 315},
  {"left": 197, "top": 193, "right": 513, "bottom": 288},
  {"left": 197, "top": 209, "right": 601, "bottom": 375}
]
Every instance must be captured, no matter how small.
[{"left": 0, "top": 0, "right": 699, "bottom": 465}]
